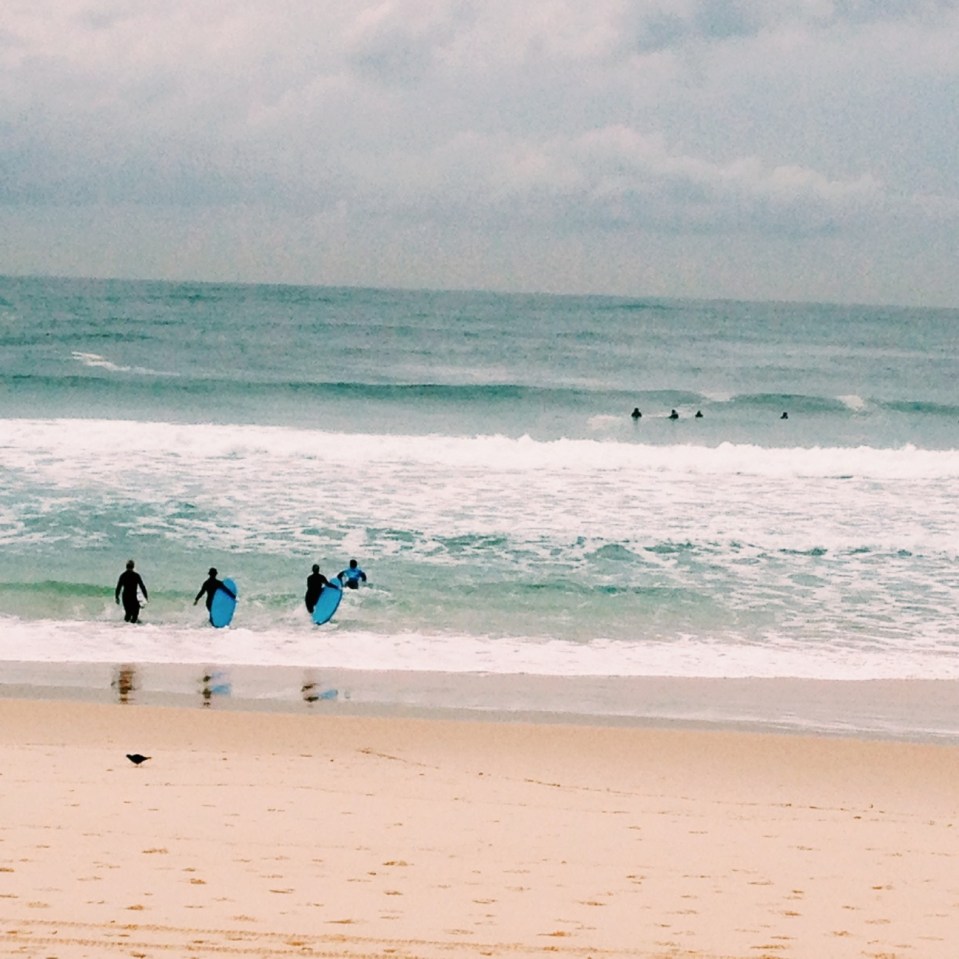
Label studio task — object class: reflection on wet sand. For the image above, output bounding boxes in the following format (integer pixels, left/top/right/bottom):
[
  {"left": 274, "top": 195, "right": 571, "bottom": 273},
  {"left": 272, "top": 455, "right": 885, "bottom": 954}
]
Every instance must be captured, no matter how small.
[
  {"left": 301, "top": 671, "right": 338, "bottom": 705},
  {"left": 200, "top": 670, "right": 232, "bottom": 707},
  {"left": 105, "top": 664, "right": 343, "bottom": 709},
  {"left": 112, "top": 665, "right": 139, "bottom": 704}
]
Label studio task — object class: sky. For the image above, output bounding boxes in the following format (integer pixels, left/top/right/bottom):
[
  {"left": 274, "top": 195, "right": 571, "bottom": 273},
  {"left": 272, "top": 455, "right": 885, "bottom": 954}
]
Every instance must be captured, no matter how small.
[{"left": 1, "top": 0, "right": 957, "bottom": 306}]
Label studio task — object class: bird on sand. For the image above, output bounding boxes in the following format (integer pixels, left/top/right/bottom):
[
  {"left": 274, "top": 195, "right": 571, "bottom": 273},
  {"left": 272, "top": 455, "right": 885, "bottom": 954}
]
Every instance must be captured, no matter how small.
[{"left": 126, "top": 753, "right": 151, "bottom": 765}]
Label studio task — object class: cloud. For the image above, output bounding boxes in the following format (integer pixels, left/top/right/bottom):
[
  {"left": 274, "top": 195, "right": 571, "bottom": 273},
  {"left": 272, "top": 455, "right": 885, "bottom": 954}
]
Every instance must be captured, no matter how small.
[
  {"left": 626, "top": 0, "right": 958, "bottom": 52},
  {"left": 343, "top": 0, "right": 469, "bottom": 84},
  {"left": 344, "top": 124, "right": 892, "bottom": 238},
  {"left": 0, "top": 1, "right": 957, "bottom": 303}
]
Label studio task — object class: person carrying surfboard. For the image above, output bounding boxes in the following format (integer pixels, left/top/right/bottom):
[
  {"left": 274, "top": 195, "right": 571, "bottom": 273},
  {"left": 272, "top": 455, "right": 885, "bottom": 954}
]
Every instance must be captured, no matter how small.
[
  {"left": 115, "top": 559, "right": 148, "bottom": 624},
  {"left": 193, "top": 567, "right": 236, "bottom": 615},
  {"left": 305, "top": 564, "right": 331, "bottom": 613},
  {"left": 338, "top": 559, "right": 367, "bottom": 590}
]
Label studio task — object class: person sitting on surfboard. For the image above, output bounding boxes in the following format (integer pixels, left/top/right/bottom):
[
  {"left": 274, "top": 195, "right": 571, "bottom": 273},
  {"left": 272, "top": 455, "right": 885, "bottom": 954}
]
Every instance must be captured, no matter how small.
[
  {"left": 305, "top": 564, "right": 331, "bottom": 613},
  {"left": 338, "top": 559, "right": 367, "bottom": 590},
  {"left": 193, "top": 567, "right": 236, "bottom": 614},
  {"left": 115, "top": 559, "right": 148, "bottom": 624}
]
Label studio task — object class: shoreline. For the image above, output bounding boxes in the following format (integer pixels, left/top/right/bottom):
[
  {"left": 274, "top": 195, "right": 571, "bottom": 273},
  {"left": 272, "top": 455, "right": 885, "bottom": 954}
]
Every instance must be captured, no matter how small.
[
  {"left": 1, "top": 698, "right": 958, "bottom": 958},
  {"left": 3, "top": 659, "right": 959, "bottom": 744}
]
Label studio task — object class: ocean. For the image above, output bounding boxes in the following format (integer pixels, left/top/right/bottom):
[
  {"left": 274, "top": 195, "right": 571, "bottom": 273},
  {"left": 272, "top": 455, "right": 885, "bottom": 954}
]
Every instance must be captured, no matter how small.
[{"left": 1, "top": 274, "right": 958, "bottom": 737}]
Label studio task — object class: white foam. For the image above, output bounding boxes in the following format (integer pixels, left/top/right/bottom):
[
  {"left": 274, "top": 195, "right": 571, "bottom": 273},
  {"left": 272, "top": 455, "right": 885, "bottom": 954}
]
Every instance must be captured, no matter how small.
[
  {"left": 70, "top": 352, "right": 177, "bottom": 377},
  {"left": 587, "top": 414, "right": 623, "bottom": 431},
  {"left": 0, "top": 616, "right": 957, "bottom": 682},
  {"left": 839, "top": 394, "right": 868, "bottom": 412},
  {"left": 3, "top": 418, "right": 959, "bottom": 479},
  {"left": 3, "top": 419, "right": 958, "bottom": 560}
]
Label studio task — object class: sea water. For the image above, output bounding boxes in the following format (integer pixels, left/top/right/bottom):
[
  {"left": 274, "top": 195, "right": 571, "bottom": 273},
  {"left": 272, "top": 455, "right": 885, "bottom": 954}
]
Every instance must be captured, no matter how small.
[{"left": 1, "top": 275, "right": 958, "bottom": 733}]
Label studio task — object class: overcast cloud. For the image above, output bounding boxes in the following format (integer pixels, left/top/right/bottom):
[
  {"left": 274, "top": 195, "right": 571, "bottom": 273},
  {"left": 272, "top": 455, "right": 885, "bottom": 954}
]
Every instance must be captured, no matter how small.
[{"left": 1, "top": 0, "right": 957, "bottom": 305}]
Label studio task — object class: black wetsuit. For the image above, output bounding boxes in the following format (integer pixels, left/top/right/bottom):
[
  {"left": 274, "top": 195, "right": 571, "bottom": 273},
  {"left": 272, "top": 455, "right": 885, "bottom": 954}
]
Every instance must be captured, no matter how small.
[
  {"left": 305, "top": 572, "right": 330, "bottom": 613},
  {"left": 115, "top": 570, "right": 147, "bottom": 623},
  {"left": 194, "top": 577, "right": 234, "bottom": 612}
]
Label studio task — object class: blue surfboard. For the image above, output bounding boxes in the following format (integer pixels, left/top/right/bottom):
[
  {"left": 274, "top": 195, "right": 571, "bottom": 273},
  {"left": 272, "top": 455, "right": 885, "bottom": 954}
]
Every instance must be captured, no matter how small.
[
  {"left": 210, "top": 578, "right": 238, "bottom": 628},
  {"left": 311, "top": 578, "right": 343, "bottom": 625}
]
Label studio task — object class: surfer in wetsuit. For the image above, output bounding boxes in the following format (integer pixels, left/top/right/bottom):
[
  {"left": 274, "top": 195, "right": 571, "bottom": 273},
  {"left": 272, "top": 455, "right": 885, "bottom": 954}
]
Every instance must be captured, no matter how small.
[
  {"left": 115, "top": 559, "right": 148, "bottom": 623},
  {"left": 338, "top": 559, "right": 367, "bottom": 590},
  {"left": 305, "top": 564, "right": 330, "bottom": 613},
  {"left": 193, "top": 567, "right": 235, "bottom": 615}
]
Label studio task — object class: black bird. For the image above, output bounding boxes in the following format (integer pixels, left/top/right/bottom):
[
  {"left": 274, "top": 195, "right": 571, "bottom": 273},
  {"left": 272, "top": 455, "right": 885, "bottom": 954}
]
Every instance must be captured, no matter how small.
[{"left": 126, "top": 753, "right": 151, "bottom": 765}]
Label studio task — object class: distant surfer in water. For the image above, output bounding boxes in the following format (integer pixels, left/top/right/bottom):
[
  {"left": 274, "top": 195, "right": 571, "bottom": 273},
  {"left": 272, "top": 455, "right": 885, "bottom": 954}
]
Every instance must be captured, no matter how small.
[
  {"left": 669, "top": 409, "right": 679, "bottom": 420},
  {"left": 115, "top": 559, "right": 148, "bottom": 623},
  {"left": 193, "top": 567, "right": 235, "bottom": 617},
  {"left": 631, "top": 407, "right": 642, "bottom": 419},
  {"left": 338, "top": 559, "right": 367, "bottom": 590},
  {"left": 305, "top": 564, "right": 330, "bottom": 613}
]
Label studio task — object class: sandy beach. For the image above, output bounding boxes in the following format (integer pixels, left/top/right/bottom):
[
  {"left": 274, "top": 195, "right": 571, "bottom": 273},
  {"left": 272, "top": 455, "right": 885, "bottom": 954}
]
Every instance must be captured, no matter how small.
[{"left": 1, "top": 699, "right": 958, "bottom": 958}]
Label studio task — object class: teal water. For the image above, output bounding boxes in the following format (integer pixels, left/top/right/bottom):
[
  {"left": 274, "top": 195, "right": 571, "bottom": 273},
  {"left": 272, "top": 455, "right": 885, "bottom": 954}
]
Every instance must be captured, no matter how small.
[
  {"left": 1, "top": 274, "right": 958, "bottom": 704},
  {"left": 2, "top": 275, "right": 956, "bottom": 446}
]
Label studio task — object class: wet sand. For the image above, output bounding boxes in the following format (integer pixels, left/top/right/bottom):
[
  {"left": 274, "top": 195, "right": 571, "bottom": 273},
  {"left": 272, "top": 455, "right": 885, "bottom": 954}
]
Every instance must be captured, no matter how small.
[
  {"left": 1, "top": 698, "right": 958, "bottom": 958},
  {"left": 5, "top": 660, "right": 959, "bottom": 741}
]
